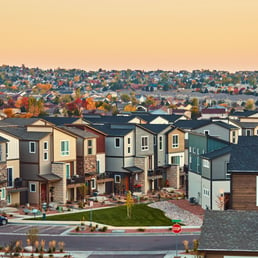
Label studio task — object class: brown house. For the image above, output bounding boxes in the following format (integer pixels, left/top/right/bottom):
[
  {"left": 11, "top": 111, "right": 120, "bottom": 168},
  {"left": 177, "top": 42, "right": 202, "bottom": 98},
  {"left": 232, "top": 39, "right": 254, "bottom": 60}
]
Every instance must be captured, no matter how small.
[
  {"left": 228, "top": 136, "right": 258, "bottom": 210},
  {"left": 199, "top": 210, "right": 258, "bottom": 257}
]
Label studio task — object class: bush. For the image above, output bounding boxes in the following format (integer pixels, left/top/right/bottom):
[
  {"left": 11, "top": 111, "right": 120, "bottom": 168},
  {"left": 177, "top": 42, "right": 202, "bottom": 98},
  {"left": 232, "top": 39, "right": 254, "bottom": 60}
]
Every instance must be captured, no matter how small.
[{"left": 137, "top": 228, "right": 145, "bottom": 232}]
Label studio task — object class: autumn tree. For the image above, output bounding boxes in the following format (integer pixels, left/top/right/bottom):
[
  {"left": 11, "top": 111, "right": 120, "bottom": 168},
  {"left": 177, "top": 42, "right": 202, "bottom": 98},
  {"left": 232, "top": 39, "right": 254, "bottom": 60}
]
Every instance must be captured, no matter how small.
[
  {"left": 120, "top": 94, "right": 130, "bottom": 103},
  {"left": 245, "top": 98, "right": 255, "bottom": 110},
  {"left": 124, "top": 104, "right": 136, "bottom": 112}
]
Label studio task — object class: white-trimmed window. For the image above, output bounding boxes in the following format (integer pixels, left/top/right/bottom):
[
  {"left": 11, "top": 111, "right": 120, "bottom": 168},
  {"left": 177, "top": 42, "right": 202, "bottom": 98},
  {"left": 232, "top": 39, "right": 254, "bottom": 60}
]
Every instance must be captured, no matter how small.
[
  {"left": 6, "top": 143, "right": 9, "bottom": 158},
  {"left": 115, "top": 138, "right": 120, "bottom": 148},
  {"left": 127, "top": 137, "right": 131, "bottom": 154},
  {"left": 61, "top": 140, "right": 69, "bottom": 156},
  {"left": 0, "top": 188, "right": 6, "bottom": 200},
  {"left": 189, "top": 146, "right": 192, "bottom": 153},
  {"left": 43, "top": 141, "right": 48, "bottom": 150},
  {"left": 159, "top": 136, "right": 163, "bottom": 151},
  {"left": 203, "top": 188, "right": 210, "bottom": 197},
  {"left": 172, "top": 135, "right": 179, "bottom": 148},
  {"left": 29, "top": 141, "right": 36, "bottom": 153},
  {"left": 203, "top": 159, "right": 210, "bottom": 168},
  {"left": 43, "top": 141, "right": 48, "bottom": 161},
  {"left": 246, "top": 129, "right": 251, "bottom": 136},
  {"left": 171, "top": 156, "right": 180, "bottom": 165},
  {"left": 7, "top": 167, "right": 13, "bottom": 187},
  {"left": 30, "top": 183, "right": 36, "bottom": 192},
  {"left": 127, "top": 137, "right": 131, "bottom": 145},
  {"left": 91, "top": 178, "right": 96, "bottom": 189},
  {"left": 88, "top": 139, "right": 93, "bottom": 155},
  {"left": 204, "top": 130, "right": 209, "bottom": 135},
  {"left": 141, "top": 136, "right": 149, "bottom": 151},
  {"left": 66, "top": 163, "right": 71, "bottom": 179},
  {"left": 115, "top": 175, "right": 121, "bottom": 183}
]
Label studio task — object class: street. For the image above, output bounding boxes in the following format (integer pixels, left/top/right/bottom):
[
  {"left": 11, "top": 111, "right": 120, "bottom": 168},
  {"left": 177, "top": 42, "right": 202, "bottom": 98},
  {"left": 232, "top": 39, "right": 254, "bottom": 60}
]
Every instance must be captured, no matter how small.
[{"left": 0, "top": 224, "right": 199, "bottom": 257}]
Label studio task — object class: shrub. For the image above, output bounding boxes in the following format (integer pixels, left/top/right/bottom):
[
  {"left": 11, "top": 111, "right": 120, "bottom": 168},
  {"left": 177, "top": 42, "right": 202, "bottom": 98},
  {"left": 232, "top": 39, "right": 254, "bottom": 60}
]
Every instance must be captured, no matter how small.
[{"left": 137, "top": 228, "right": 145, "bottom": 232}]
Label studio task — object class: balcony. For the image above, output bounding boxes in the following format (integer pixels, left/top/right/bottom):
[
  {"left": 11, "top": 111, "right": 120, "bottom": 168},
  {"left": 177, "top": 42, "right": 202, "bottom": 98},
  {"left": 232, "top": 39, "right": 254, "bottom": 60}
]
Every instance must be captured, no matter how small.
[
  {"left": 148, "top": 169, "right": 163, "bottom": 180},
  {"left": 96, "top": 173, "right": 114, "bottom": 183},
  {"left": 67, "top": 175, "right": 85, "bottom": 185}
]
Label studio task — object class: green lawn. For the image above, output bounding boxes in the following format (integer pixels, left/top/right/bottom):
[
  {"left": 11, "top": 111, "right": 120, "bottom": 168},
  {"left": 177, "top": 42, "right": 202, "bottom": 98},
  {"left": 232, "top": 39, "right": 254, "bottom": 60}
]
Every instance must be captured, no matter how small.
[{"left": 32, "top": 204, "right": 173, "bottom": 226}]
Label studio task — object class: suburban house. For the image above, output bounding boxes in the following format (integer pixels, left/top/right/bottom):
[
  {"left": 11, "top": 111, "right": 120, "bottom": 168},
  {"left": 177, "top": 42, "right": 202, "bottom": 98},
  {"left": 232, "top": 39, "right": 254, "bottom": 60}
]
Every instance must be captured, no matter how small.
[
  {"left": 0, "top": 129, "right": 22, "bottom": 206},
  {"left": 60, "top": 126, "right": 98, "bottom": 196},
  {"left": 228, "top": 136, "right": 258, "bottom": 210},
  {"left": 199, "top": 108, "right": 228, "bottom": 119},
  {"left": 0, "top": 118, "right": 78, "bottom": 206},
  {"left": 0, "top": 136, "right": 9, "bottom": 206},
  {"left": 188, "top": 132, "right": 230, "bottom": 209},
  {"left": 193, "top": 120, "right": 240, "bottom": 144},
  {"left": 199, "top": 210, "right": 258, "bottom": 257}
]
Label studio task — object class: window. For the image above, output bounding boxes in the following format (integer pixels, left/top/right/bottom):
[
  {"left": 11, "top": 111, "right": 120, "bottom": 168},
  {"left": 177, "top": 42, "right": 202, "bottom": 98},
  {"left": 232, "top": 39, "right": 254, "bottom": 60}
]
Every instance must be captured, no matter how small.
[
  {"left": 127, "top": 137, "right": 131, "bottom": 144},
  {"left": 43, "top": 141, "right": 48, "bottom": 150},
  {"left": 128, "top": 147, "right": 131, "bottom": 154},
  {"left": 232, "top": 131, "right": 236, "bottom": 137},
  {"left": 30, "top": 183, "right": 36, "bottom": 192},
  {"left": 115, "top": 138, "right": 120, "bottom": 148},
  {"left": 91, "top": 178, "right": 96, "bottom": 189},
  {"left": 29, "top": 141, "right": 36, "bottom": 153},
  {"left": 203, "top": 159, "right": 210, "bottom": 168},
  {"left": 171, "top": 156, "right": 180, "bottom": 165},
  {"left": 114, "top": 175, "right": 121, "bottom": 183},
  {"left": 96, "top": 160, "right": 100, "bottom": 173},
  {"left": 204, "top": 130, "right": 209, "bottom": 135},
  {"left": 88, "top": 139, "right": 93, "bottom": 155},
  {"left": 0, "top": 188, "right": 5, "bottom": 200},
  {"left": 154, "top": 136, "right": 157, "bottom": 145},
  {"left": 197, "top": 148, "right": 199, "bottom": 155},
  {"left": 6, "top": 143, "right": 8, "bottom": 158},
  {"left": 246, "top": 129, "right": 251, "bottom": 136},
  {"left": 189, "top": 146, "right": 192, "bottom": 153},
  {"left": 66, "top": 163, "right": 71, "bottom": 179},
  {"left": 193, "top": 147, "right": 196, "bottom": 153},
  {"left": 61, "top": 141, "right": 69, "bottom": 156},
  {"left": 203, "top": 188, "right": 210, "bottom": 197},
  {"left": 43, "top": 152, "right": 48, "bottom": 161},
  {"left": 7, "top": 167, "right": 13, "bottom": 187},
  {"left": 172, "top": 135, "right": 179, "bottom": 148},
  {"left": 159, "top": 136, "right": 163, "bottom": 150},
  {"left": 141, "top": 136, "right": 149, "bottom": 151}
]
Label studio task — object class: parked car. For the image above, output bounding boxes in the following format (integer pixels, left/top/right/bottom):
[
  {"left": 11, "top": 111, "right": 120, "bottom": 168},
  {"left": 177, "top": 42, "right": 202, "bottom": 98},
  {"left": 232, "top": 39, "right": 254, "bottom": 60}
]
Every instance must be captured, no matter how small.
[{"left": 0, "top": 215, "right": 8, "bottom": 225}]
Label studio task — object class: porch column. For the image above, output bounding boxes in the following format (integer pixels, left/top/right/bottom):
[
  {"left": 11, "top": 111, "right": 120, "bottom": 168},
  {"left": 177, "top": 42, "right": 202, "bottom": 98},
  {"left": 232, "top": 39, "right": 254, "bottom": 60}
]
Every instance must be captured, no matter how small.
[{"left": 73, "top": 187, "right": 77, "bottom": 201}]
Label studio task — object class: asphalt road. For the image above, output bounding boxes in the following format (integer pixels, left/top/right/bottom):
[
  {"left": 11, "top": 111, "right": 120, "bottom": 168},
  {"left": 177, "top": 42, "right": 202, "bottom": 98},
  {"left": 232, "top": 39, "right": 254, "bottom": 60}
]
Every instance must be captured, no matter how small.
[{"left": 0, "top": 224, "right": 199, "bottom": 257}]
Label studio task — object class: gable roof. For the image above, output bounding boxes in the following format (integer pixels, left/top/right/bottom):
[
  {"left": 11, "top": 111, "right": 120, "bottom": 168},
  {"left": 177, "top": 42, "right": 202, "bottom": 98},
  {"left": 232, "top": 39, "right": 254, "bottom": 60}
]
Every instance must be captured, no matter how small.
[
  {"left": 60, "top": 126, "right": 98, "bottom": 139},
  {"left": 228, "top": 138, "right": 258, "bottom": 172},
  {"left": 201, "top": 145, "right": 231, "bottom": 160},
  {"left": 232, "top": 110, "right": 258, "bottom": 117},
  {"left": 0, "top": 118, "right": 44, "bottom": 127},
  {"left": 175, "top": 119, "right": 211, "bottom": 130},
  {"left": 137, "top": 124, "right": 171, "bottom": 134},
  {"left": 199, "top": 210, "right": 258, "bottom": 252},
  {"left": 213, "top": 121, "right": 238, "bottom": 130},
  {"left": 43, "top": 117, "right": 82, "bottom": 126},
  {"left": 90, "top": 124, "right": 134, "bottom": 137}
]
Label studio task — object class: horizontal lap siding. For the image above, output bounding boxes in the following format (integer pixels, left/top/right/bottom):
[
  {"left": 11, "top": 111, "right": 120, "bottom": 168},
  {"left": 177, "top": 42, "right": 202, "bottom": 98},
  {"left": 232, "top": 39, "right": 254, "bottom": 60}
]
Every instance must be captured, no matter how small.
[{"left": 232, "top": 174, "right": 258, "bottom": 210}]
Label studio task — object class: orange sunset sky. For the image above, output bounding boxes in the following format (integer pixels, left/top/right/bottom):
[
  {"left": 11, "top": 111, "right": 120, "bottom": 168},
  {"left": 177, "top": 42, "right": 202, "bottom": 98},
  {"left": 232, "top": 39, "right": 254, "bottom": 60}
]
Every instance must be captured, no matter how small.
[{"left": 1, "top": 0, "right": 258, "bottom": 72}]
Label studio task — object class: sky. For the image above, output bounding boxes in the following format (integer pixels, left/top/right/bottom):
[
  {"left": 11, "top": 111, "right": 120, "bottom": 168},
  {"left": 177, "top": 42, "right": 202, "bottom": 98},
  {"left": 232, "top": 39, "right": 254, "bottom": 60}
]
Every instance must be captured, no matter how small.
[{"left": 1, "top": 0, "right": 258, "bottom": 72}]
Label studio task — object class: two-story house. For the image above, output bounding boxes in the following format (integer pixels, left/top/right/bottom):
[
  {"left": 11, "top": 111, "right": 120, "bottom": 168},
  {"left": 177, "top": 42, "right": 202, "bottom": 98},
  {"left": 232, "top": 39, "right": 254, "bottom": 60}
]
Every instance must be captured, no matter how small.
[{"left": 188, "top": 132, "right": 230, "bottom": 209}]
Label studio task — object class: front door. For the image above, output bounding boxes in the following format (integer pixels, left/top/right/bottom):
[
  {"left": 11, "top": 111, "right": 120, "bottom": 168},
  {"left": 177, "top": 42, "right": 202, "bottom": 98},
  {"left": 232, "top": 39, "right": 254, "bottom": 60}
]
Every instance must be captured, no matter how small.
[{"left": 41, "top": 184, "right": 47, "bottom": 203}]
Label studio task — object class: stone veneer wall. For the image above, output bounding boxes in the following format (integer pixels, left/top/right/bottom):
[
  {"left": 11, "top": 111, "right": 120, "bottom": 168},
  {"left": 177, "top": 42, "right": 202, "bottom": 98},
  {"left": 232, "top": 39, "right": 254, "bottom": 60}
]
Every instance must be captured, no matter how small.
[
  {"left": 135, "top": 156, "right": 147, "bottom": 194},
  {"left": 77, "top": 156, "right": 97, "bottom": 175},
  {"left": 167, "top": 165, "right": 180, "bottom": 189},
  {"left": 51, "top": 163, "right": 66, "bottom": 204}
]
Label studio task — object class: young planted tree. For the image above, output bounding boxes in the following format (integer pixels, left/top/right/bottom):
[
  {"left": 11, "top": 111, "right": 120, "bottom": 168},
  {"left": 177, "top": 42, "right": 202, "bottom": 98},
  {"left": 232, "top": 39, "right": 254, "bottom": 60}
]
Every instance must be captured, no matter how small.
[{"left": 126, "top": 191, "right": 134, "bottom": 218}]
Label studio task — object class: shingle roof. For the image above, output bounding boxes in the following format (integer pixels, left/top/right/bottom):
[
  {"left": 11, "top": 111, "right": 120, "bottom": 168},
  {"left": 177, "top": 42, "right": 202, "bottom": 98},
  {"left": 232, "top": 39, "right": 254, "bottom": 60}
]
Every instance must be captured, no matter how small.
[
  {"left": 199, "top": 210, "right": 258, "bottom": 251},
  {"left": 0, "top": 127, "right": 50, "bottom": 140},
  {"left": 60, "top": 126, "right": 98, "bottom": 139},
  {"left": 201, "top": 145, "right": 231, "bottom": 160},
  {"left": 237, "top": 122, "right": 258, "bottom": 129},
  {"left": 228, "top": 141, "right": 258, "bottom": 172},
  {"left": 90, "top": 124, "right": 133, "bottom": 137},
  {"left": 83, "top": 116, "right": 135, "bottom": 124},
  {"left": 137, "top": 124, "right": 171, "bottom": 134},
  {"left": 43, "top": 117, "right": 81, "bottom": 126},
  {"left": 232, "top": 110, "right": 258, "bottom": 117},
  {"left": 0, "top": 118, "right": 41, "bottom": 126},
  {"left": 0, "top": 136, "right": 8, "bottom": 143},
  {"left": 213, "top": 121, "right": 238, "bottom": 129},
  {"left": 174, "top": 119, "right": 211, "bottom": 129}
]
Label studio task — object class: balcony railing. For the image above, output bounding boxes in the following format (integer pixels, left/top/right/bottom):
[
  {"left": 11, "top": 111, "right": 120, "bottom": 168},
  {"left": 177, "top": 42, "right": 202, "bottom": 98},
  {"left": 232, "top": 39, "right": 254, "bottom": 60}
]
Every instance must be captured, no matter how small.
[
  {"left": 67, "top": 175, "right": 85, "bottom": 185},
  {"left": 148, "top": 169, "right": 163, "bottom": 179}
]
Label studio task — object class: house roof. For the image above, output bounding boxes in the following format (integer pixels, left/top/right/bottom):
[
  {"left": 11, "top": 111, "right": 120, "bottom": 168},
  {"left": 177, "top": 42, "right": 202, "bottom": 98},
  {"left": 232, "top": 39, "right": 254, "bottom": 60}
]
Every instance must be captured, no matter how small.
[
  {"left": 232, "top": 110, "right": 258, "bottom": 117},
  {"left": 174, "top": 119, "right": 211, "bottom": 130},
  {"left": 137, "top": 124, "right": 171, "bottom": 134},
  {"left": 201, "top": 108, "right": 226, "bottom": 114},
  {"left": 43, "top": 117, "right": 82, "bottom": 126},
  {"left": 0, "top": 136, "right": 9, "bottom": 143},
  {"left": 0, "top": 127, "right": 50, "bottom": 140},
  {"left": 199, "top": 210, "right": 258, "bottom": 252},
  {"left": 123, "top": 166, "right": 144, "bottom": 173},
  {"left": 228, "top": 140, "right": 258, "bottom": 172},
  {"left": 60, "top": 126, "right": 98, "bottom": 139},
  {"left": 83, "top": 115, "right": 136, "bottom": 124},
  {"left": 237, "top": 122, "right": 258, "bottom": 129},
  {"left": 90, "top": 124, "right": 134, "bottom": 137},
  {"left": 0, "top": 118, "right": 43, "bottom": 126},
  {"left": 39, "top": 173, "right": 62, "bottom": 182},
  {"left": 213, "top": 121, "right": 238, "bottom": 130},
  {"left": 201, "top": 145, "right": 231, "bottom": 160}
]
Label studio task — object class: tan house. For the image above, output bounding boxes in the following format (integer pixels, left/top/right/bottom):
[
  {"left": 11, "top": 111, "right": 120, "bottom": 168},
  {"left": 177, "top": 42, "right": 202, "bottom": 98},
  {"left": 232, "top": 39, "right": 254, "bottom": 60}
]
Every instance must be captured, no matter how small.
[
  {"left": 0, "top": 130, "right": 22, "bottom": 206},
  {"left": 0, "top": 118, "right": 78, "bottom": 206}
]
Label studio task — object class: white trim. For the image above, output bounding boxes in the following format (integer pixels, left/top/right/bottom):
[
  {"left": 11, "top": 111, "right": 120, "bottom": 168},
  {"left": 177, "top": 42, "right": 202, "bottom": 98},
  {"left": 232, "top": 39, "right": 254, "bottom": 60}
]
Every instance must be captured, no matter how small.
[
  {"left": 61, "top": 140, "right": 69, "bottom": 156},
  {"left": 172, "top": 134, "right": 179, "bottom": 148},
  {"left": 29, "top": 141, "right": 36, "bottom": 153},
  {"left": 141, "top": 136, "right": 149, "bottom": 151},
  {"left": 43, "top": 141, "right": 48, "bottom": 150},
  {"left": 30, "top": 183, "right": 36, "bottom": 192},
  {"left": 114, "top": 138, "right": 120, "bottom": 148},
  {"left": 114, "top": 175, "right": 121, "bottom": 183}
]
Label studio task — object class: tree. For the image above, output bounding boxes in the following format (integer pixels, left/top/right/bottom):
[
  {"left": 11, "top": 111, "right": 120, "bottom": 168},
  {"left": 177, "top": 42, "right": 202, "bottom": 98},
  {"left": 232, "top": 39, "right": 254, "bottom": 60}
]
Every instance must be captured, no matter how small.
[
  {"left": 126, "top": 191, "right": 134, "bottom": 218},
  {"left": 245, "top": 98, "right": 255, "bottom": 110},
  {"left": 120, "top": 94, "right": 130, "bottom": 103}
]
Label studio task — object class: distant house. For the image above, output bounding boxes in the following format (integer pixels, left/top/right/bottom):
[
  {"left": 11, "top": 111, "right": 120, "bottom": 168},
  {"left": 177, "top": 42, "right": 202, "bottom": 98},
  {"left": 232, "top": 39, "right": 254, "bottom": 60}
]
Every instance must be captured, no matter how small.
[
  {"left": 200, "top": 108, "right": 228, "bottom": 119},
  {"left": 199, "top": 210, "right": 258, "bottom": 257}
]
